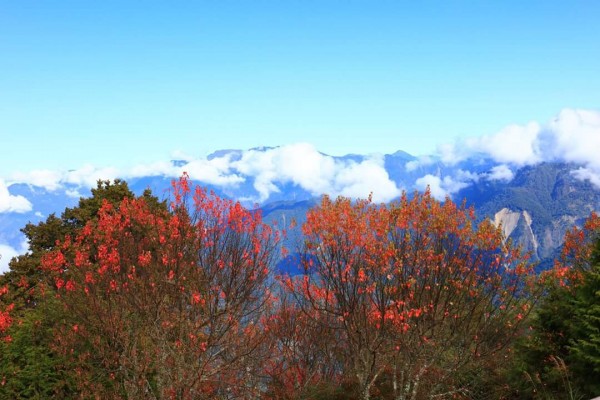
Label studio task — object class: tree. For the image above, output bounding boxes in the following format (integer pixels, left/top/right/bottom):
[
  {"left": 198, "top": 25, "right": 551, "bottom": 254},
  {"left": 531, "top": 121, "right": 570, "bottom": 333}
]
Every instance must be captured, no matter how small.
[
  {"left": 0, "top": 296, "right": 77, "bottom": 398},
  {"left": 0, "top": 179, "right": 152, "bottom": 398},
  {"left": 286, "top": 190, "right": 538, "bottom": 400},
  {"left": 41, "top": 174, "right": 279, "bottom": 399},
  {"left": 263, "top": 291, "right": 346, "bottom": 399},
  {"left": 0, "top": 179, "right": 151, "bottom": 309},
  {"left": 569, "top": 232, "right": 600, "bottom": 395},
  {"left": 510, "top": 212, "right": 600, "bottom": 399},
  {"left": 0, "top": 286, "right": 13, "bottom": 342},
  {"left": 383, "top": 192, "right": 538, "bottom": 400}
]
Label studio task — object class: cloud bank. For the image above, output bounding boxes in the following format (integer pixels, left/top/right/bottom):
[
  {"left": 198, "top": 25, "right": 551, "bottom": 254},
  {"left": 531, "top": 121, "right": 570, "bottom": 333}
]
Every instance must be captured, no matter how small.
[
  {"left": 230, "top": 144, "right": 401, "bottom": 202},
  {"left": 3, "top": 108, "right": 600, "bottom": 207},
  {"left": 0, "top": 179, "right": 32, "bottom": 213},
  {"left": 0, "top": 240, "right": 28, "bottom": 273},
  {"left": 6, "top": 143, "right": 402, "bottom": 204},
  {"left": 408, "top": 109, "right": 600, "bottom": 193},
  {"left": 485, "top": 164, "right": 514, "bottom": 182},
  {"left": 436, "top": 109, "right": 600, "bottom": 182},
  {"left": 415, "top": 170, "right": 479, "bottom": 200},
  {"left": 2, "top": 108, "right": 598, "bottom": 276},
  {"left": 10, "top": 165, "right": 120, "bottom": 193}
]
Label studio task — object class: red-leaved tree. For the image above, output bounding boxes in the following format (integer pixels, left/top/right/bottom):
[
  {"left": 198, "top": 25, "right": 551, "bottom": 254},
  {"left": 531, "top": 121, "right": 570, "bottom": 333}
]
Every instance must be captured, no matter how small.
[
  {"left": 0, "top": 285, "right": 14, "bottom": 391},
  {"left": 549, "top": 212, "right": 600, "bottom": 286},
  {"left": 263, "top": 291, "right": 344, "bottom": 399},
  {"left": 0, "top": 286, "right": 13, "bottom": 343},
  {"left": 285, "top": 190, "right": 539, "bottom": 400},
  {"left": 42, "top": 175, "right": 278, "bottom": 399}
]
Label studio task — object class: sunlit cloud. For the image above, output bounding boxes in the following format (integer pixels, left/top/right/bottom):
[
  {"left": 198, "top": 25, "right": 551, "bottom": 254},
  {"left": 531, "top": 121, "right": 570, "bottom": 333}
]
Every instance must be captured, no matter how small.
[
  {"left": 0, "top": 239, "right": 28, "bottom": 273},
  {"left": 0, "top": 179, "right": 32, "bottom": 213},
  {"left": 415, "top": 170, "right": 477, "bottom": 201},
  {"left": 231, "top": 143, "right": 401, "bottom": 202},
  {"left": 3, "top": 109, "right": 600, "bottom": 206},
  {"left": 486, "top": 164, "right": 514, "bottom": 182},
  {"left": 433, "top": 108, "right": 600, "bottom": 188}
]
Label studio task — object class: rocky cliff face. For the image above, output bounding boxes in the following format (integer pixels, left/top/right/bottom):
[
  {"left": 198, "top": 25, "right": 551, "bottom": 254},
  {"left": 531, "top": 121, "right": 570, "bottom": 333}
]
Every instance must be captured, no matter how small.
[
  {"left": 464, "top": 163, "right": 600, "bottom": 266},
  {"left": 491, "top": 208, "right": 587, "bottom": 266},
  {"left": 493, "top": 208, "right": 538, "bottom": 255}
]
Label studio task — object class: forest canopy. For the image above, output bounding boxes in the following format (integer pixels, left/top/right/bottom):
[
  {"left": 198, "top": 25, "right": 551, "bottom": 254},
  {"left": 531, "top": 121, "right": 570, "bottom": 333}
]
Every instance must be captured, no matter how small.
[{"left": 0, "top": 176, "right": 598, "bottom": 399}]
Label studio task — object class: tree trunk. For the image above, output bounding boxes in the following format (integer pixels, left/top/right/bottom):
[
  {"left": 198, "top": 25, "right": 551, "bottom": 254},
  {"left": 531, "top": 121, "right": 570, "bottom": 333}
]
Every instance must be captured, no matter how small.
[
  {"left": 361, "top": 385, "right": 371, "bottom": 400},
  {"left": 356, "top": 372, "right": 371, "bottom": 400},
  {"left": 393, "top": 363, "right": 399, "bottom": 400}
]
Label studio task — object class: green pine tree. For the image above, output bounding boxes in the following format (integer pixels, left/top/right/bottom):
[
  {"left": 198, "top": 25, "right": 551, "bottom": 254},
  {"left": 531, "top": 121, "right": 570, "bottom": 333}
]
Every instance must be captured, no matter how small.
[
  {"left": 509, "top": 222, "right": 600, "bottom": 399},
  {"left": 0, "top": 179, "right": 166, "bottom": 398},
  {"left": 569, "top": 239, "right": 600, "bottom": 395}
]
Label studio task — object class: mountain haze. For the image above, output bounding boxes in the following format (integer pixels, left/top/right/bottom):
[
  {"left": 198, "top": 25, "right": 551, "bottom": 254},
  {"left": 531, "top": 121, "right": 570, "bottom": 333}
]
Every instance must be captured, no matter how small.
[{"left": 2, "top": 146, "right": 599, "bottom": 272}]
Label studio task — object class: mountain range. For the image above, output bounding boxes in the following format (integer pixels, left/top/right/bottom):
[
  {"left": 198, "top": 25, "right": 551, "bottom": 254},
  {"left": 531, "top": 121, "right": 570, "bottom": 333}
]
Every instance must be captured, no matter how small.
[{"left": 2, "top": 145, "right": 600, "bottom": 273}]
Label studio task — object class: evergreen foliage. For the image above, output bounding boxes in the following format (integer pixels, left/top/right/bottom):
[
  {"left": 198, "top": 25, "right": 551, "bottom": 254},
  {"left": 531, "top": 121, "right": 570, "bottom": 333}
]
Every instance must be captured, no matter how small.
[
  {"left": 569, "top": 238, "right": 600, "bottom": 395},
  {"left": 0, "top": 180, "right": 166, "bottom": 398},
  {"left": 509, "top": 213, "right": 600, "bottom": 399},
  {"left": 0, "top": 297, "right": 77, "bottom": 398}
]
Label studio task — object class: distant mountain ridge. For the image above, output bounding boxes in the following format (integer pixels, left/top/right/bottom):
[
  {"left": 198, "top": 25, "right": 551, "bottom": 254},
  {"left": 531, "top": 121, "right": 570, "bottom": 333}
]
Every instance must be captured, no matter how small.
[
  {"left": 1, "top": 147, "right": 599, "bottom": 272},
  {"left": 459, "top": 162, "right": 600, "bottom": 266}
]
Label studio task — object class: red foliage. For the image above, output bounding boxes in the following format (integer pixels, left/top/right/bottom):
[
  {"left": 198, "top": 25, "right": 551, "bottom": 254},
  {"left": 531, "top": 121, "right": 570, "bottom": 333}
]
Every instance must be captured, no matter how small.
[
  {"left": 263, "top": 293, "right": 344, "bottom": 399},
  {"left": 41, "top": 174, "right": 278, "bottom": 399},
  {"left": 284, "top": 189, "right": 538, "bottom": 400},
  {"left": 0, "top": 286, "right": 13, "bottom": 343},
  {"left": 548, "top": 212, "right": 600, "bottom": 287}
]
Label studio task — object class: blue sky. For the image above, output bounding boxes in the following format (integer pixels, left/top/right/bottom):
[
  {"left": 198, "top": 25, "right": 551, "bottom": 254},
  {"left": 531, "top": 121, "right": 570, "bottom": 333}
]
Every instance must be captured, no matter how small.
[{"left": 1, "top": 1, "right": 599, "bottom": 174}]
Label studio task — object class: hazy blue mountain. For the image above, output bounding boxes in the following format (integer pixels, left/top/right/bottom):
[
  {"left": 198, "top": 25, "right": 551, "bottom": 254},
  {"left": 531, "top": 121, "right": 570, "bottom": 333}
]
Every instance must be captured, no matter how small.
[
  {"left": 458, "top": 163, "right": 600, "bottom": 267},
  {"left": 2, "top": 148, "right": 599, "bottom": 272}
]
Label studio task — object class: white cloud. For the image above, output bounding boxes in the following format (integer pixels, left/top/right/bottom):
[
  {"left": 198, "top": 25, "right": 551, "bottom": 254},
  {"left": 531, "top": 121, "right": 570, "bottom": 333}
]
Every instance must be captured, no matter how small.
[
  {"left": 405, "top": 156, "right": 435, "bottom": 172},
  {"left": 438, "top": 122, "right": 541, "bottom": 166},
  {"left": 541, "top": 109, "right": 600, "bottom": 165},
  {"left": 468, "top": 122, "right": 541, "bottom": 166},
  {"left": 8, "top": 155, "right": 245, "bottom": 197},
  {"left": 436, "top": 109, "right": 600, "bottom": 167},
  {"left": 4, "top": 108, "right": 600, "bottom": 206},
  {"left": 124, "top": 155, "right": 245, "bottom": 187},
  {"left": 231, "top": 143, "right": 401, "bottom": 202},
  {"left": 3, "top": 143, "right": 397, "bottom": 204},
  {"left": 231, "top": 148, "right": 280, "bottom": 200},
  {"left": 571, "top": 167, "right": 600, "bottom": 188},
  {"left": 537, "top": 110, "right": 600, "bottom": 188},
  {"left": 0, "top": 239, "right": 28, "bottom": 273},
  {"left": 0, "top": 179, "right": 32, "bottom": 213},
  {"left": 11, "top": 165, "right": 120, "bottom": 192},
  {"left": 434, "top": 108, "right": 600, "bottom": 188},
  {"left": 415, "top": 170, "right": 476, "bottom": 201},
  {"left": 127, "top": 160, "right": 177, "bottom": 178},
  {"left": 10, "top": 169, "right": 63, "bottom": 191},
  {"left": 65, "top": 188, "right": 83, "bottom": 198},
  {"left": 333, "top": 155, "right": 402, "bottom": 202},
  {"left": 486, "top": 164, "right": 514, "bottom": 182},
  {"left": 438, "top": 142, "right": 470, "bottom": 166},
  {"left": 271, "top": 143, "right": 336, "bottom": 193},
  {"left": 63, "top": 165, "right": 120, "bottom": 187},
  {"left": 454, "top": 169, "right": 480, "bottom": 184},
  {"left": 170, "top": 149, "right": 196, "bottom": 162},
  {"left": 184, "top": 156, "right": 245, "bottom": 187},
  {"left": 415, "top": 175, "right": 447, "bottom": 200}
]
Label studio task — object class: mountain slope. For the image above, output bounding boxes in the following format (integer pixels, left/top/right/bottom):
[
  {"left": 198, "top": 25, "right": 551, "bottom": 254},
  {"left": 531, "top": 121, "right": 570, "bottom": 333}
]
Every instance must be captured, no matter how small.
[
  {"left": 1, "top": 150, "right": 599, "bottom": 272},
  {"left": 459, "top": 163, "right": 600, "bottom": 264}
]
